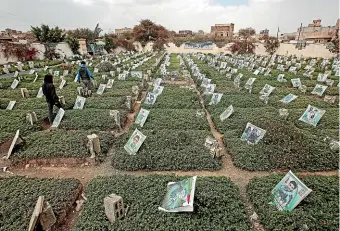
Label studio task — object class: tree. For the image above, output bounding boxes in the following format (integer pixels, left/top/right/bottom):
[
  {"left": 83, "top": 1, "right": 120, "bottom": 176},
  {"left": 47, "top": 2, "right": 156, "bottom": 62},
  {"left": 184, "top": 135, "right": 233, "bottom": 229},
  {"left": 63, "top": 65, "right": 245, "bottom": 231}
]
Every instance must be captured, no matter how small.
[
  {"left": 132, "top": 19, "right": 170, "bottom": 50},
  {"left": 230, "top": 27, "right": 257, "bottom": 54},
  {"left": 264, "top": 36, "right": 280, "bottom": 55},
  {"left": 104, "top": 34, "right": 116, "bottom": 52},
  {"left": 238, "top": 27, "right": 256, "bottom": 39},
  {"left": 31, "top": 24, "right": 65, "bottom": 43},
  {"left": 327, "top": 29, "right": 339, "bottom": 54},
  {"left": 66, "top": 36, "right": 80, "bottom": 54},
  {"left": 0, "top": 41, "right": 38, "bottom": 61},
  {"left": 67, "top": 24, "right": 102, "bottom": 43}
]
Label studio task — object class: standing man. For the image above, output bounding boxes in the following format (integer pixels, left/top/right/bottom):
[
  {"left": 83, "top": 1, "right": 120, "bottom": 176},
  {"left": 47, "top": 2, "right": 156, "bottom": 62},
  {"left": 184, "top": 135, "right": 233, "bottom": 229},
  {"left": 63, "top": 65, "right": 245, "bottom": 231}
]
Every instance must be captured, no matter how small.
[{"left": 77, "top": 61, "right": 94, "bottom": 92}]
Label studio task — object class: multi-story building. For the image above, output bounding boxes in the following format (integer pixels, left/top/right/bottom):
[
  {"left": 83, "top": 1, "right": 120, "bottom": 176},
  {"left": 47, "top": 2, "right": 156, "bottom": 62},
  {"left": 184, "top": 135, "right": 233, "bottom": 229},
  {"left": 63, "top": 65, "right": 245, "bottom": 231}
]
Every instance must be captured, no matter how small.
[
  {"left": 210, "top": 24, "right": 234, "bottom": 38},
  {"left": 296, "top": 19, "right": 337, "bottom": 43},
  {"left": 259, "top": 29, "right": 269, "bottom": 37},
  {"left": 115, "top": 27, "right": 133, "bottom": 36},
  {"left": 177, "top": 30, "right": 193, "bottom": 37}
]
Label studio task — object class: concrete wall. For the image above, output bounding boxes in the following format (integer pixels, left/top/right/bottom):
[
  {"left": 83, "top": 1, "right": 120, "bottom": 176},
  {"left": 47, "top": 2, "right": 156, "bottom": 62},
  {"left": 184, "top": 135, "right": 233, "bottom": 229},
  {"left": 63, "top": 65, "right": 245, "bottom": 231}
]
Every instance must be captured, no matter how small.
[
  {"left": 0, "top": 42, "right": 74, "bottom": 65},
  {"left": 164, "top": 42, "right": 334, "bottom": 58}
]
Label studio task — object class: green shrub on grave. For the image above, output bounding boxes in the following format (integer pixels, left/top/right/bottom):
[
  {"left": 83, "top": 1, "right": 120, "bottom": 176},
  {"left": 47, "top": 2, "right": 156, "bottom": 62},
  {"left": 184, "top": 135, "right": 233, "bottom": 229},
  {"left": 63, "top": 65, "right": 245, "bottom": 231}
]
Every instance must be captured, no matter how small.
[
  {"left": 247, "top": 175, "right": 339, "bottom": 231},
  {"left": 73, "top": 175, "right": 251, "bottom": 231},
  {"left": 112, "top": 129, "right": 221, "bottom": 171},
  {"left": 141, "top": 109, "right": 210, "bottom": 131},
  {"left": 13, "top": 130, "right": 115, "bottom": 161},
  {"left": 0, "top": 176, "right": 81, "bottom": 231},
  {"left": 222, "top": 117, "right": 338, "bottom": 171},
  {"left": 0, "top": 109, "right": 45, "bottom": 143},
  {"left": 59, "top": 109, "right": 127, "bottom": 130}
]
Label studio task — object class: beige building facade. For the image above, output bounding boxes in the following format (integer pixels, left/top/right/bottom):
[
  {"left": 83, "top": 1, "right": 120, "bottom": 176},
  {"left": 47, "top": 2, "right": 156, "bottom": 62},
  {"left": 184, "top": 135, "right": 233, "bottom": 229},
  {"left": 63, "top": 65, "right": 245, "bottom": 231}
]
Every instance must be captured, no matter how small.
[
  {"left": 211, "top": 24, "right": 234, "bottom": 38},
  {"left": 115, "top": 27, "right": 133, "bottom": 36},
  {"left": 296, "top": 19, "right": 337, "bottom": 43}
]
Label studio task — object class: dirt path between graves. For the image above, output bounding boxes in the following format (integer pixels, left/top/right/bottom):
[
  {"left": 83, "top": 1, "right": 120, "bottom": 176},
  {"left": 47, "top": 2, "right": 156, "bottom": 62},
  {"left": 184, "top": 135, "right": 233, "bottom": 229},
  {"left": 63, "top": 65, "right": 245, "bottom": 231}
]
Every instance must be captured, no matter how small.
[{"left": 2, "top": 78, "right": 338, "bottom": 231}]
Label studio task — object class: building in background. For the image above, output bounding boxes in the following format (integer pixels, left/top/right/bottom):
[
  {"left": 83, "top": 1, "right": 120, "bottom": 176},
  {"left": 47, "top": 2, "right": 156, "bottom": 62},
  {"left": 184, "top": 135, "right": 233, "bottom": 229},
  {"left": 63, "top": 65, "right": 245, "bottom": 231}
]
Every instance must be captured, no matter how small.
[
  {"left": 210, "top": 24, "right": 234, "bottom": 38},
  {"left": 197, "top": 30, "right": 205, "bottom": 36},
  {"left": 177, "top": 30, "right": 193, "bottom": 37},
  {"left": 115, "top": 27, "right": 133, "bottom": 36},
  {"left": 296, "top": 19, "right": 336, "bottom": 43},
  {"left": 259, "top": 29, "right": 269, "bottom": 38}
]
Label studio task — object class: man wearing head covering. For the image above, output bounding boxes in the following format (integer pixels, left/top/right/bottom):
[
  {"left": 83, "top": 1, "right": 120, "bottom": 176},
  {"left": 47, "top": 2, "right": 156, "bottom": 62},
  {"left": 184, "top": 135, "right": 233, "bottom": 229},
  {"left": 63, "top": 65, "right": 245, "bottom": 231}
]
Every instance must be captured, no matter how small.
[{"left": 42, "top": 74, "right": 63, "bottom": 124}]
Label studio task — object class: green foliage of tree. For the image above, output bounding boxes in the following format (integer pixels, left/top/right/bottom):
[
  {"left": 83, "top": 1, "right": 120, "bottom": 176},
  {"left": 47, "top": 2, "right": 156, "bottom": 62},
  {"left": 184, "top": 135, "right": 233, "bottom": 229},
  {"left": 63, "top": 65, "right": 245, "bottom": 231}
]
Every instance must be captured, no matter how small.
[
  {"left": 264, "top": 36, "right": 280, "bottom": 55},
  {"left": 238, "top": 27, "right": 256, "bottom": 39},
  {"left": 133, "top": 19, "right": 170, "bottom": 50},
  {"left": 103, "top": 34, "right": 116, "bottom": 52},
  {"left": 31, "top": 24, "right": 65, "bottom": 43},
  {"left": 66, "top": 36, "right": 80, "bottom": 54}
]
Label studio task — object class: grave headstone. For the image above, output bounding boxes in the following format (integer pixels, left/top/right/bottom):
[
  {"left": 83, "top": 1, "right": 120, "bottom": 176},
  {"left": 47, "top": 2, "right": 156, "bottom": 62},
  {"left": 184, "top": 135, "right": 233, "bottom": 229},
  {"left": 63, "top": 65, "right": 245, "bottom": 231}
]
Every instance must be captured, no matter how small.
[
  {"left": 59, "top": 79, "right": 66, "bottom": 89},
  {"left": 104, "top": 194, "right": 125, "bottom": 223},
  {"left": 279, "top": 109, "right": 289, "bottom": 120},
  {"left": 21, "top": 88, "right": 29, "bottom": 98},
  {"left": 96, "top": 84, "right": 106, "bottom": 95},
  {"left": 5, "top": 130, "right": 24, "bottom": 159},
  {"left": 87, "top": 134, "right": 101, "bottom": 158},
  {"left": 6, "top": 101, "right": 16, "bottom": 110},
  {"left": 51, "top": 108, "right": 65, "bottom": 128},
  {"left": 10, "top": 79, "right": 19, "bottom": 89},
  {"left": 39, "top": 201, "right": 57, "bottom": 230},
  {"left": 26, "top": 112, "right": 38, "bottom": 125},
  {"left": 73, "top": 96, "right": 86, "bottom": 109},
  {"left": 28, "top": 196, "right": 44, "bottom": 231}
]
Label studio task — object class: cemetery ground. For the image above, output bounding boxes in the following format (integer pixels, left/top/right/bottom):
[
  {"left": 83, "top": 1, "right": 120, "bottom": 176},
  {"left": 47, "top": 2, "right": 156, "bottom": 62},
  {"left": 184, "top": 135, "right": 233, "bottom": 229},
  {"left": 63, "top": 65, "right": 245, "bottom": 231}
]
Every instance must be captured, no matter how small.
[{"left": 0, "top": 52, "right": 339, "bottom": 231}]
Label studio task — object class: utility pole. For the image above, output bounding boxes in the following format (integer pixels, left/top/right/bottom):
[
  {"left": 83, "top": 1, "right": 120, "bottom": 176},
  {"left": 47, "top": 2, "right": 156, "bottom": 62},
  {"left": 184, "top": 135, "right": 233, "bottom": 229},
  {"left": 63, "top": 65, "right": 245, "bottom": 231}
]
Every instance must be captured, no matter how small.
[
  {"left": 276, "top": 27, "right": 280, "bottom": 39},
  {"left": 297, "top": 23, "right": 303, "bottom": 41}
]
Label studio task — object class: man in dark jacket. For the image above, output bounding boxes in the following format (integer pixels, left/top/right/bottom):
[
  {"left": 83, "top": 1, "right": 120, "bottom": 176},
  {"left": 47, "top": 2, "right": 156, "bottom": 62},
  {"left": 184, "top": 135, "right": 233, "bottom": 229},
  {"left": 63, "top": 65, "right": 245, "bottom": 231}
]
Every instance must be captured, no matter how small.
[
  {"left": 42, "top": 74, "right": 63, "bottom": 124},
  {"left": 77, "top": 61, "right": 94, "bottom": 91}
]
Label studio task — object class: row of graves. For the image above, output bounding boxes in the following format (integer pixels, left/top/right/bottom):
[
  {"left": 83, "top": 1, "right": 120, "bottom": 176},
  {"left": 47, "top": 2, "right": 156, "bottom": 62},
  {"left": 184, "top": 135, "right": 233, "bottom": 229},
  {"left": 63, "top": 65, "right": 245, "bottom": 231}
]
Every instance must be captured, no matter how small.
[
  {"left": 77, "top": 50, "right": 338, "bottom": 229},
  {"left": 0, "top": 52, "right": 338, "bottom": 231},
  {"left": 111, "top": 53, "right": 222, "bottom": 171},
  {"left": 183, "top": 52, "right": 339, "bottom": 172},
  {"left": 0, "top": 51, "right": 165, "bottom": 168}
]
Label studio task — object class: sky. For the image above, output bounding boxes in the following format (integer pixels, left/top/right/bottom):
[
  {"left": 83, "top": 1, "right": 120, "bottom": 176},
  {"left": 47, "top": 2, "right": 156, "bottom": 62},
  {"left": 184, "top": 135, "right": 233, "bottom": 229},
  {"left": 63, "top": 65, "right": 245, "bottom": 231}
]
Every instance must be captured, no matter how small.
[{"left": 0, "top": 0, "right": 339, "bottom": 35}]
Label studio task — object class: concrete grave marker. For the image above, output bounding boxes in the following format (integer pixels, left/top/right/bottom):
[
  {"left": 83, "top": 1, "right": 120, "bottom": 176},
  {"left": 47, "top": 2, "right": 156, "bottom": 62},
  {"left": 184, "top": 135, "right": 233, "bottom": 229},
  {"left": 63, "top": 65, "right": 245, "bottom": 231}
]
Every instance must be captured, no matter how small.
[
  {"left": 21, "top": 88, "right": 29, "bottom": 98},
  {"left": 63, "top": 70, "right": 69, "bottom": 76},
  {"left": 51, "top": 108, "right": 65, "bottom": 128},
  {"left": 106, "top": 79, "right": 114, "bottom": 89},
  {"left": 39, "top": 201, "right": 56, "bottom": 230},
  {"left": 59, "top": 96, "right": 66, "bottom": 105},
  {"left": 28, "top": 61, "right": 34, "bottom": 69},
  {"left": 279, "top": 108, "right": 289, "bottom": 120},
  {"left": 14, "top": 71, "right": 19, "bottom": 78},
  {"left": 29, "top": 69, "right": 35, "bottom": 75},
  {"left": 6, "top": 101, "right": 16, "bottom": 110},
  {"left": 28, "top": 196, "right": 44, "bottom": 231},
  {"left": 110, "top": 110, "right": 121, "bottom": 128},
  {"left": 73, "top": 96, "right": 86, "bottom": 109},
  {"left": 26, "top": 112, "right": 38, "bottom": 125},
  {"left": 59, "top": 79, "right": 66, "bottom": 89},
  {"left": 2, "top": 67, "right": 9, "bottom": 74},
  {"left": 44, "top": 66, "right": 49, "bottom": 71},
  {"left": 36, "top": 87, "right": 44, "bottom": 98},
  {"left": 93, "top": 68, "right": 99, "bottom": 73},
  {"left": 87, "top": 134, "right": 101, "bottom": 158},
  {"left": 10, "top": 79, "right": 19, "bottom": 89},
  {"left": 33, "top": 73, "right": 39, "bottom": 83},
  {"left": 96, "top": 84, "right": 106, "bottom": 95},
  {"left": 104, "top": 194, "right": 125, "bottom": 223},
  {"left": 324, "top": 95, "right": 336, "bottom": 104},
  {"left": 5, "top": 130, "right": 24, "bottom": 159}
]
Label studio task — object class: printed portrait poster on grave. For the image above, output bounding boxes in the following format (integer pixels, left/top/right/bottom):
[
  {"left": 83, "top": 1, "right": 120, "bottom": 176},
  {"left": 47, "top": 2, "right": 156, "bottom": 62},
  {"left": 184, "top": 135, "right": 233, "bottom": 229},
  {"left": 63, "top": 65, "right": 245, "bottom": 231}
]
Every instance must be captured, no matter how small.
[
  {"left": 73, "top": 96, "right": 86, "bottom": 109},
  {"left": 291, "top": 78, "right": 302, "bottom": 88},
  {"left": 51, "top": 108, "right": 65, "bottom": 128},
  {"left": 54, "top": 71, "right": 60, "bottom": 77},
  {"left": 59, "top": 79, "right": 66, "bottom": 90},
  {"left": 259, "top": 84, "right": 275, "bottom": 96},
  {"left": 109, "top": 110, "right": 120, "bottom": 126},
  {"left": 6, "top": 101, "right": 16, "bottom": 110},
  {"left": 245, "top": 78, "right": 256, "bottom": 86},
  {"left": 280, "top": 94, "right": 298, "bottom": 104},
  {"left": 118, "top": 73, "right": 126, "bottom": 80},
  {"left": 299, "top": 105, "right": 325, "bottom": 127},
  {"left": 96, "top": 84, "right": 106, "bottom": 95},
  {"left": 277, "top": 74, "right": 286, "bottom": 82},
  {"left": 106, "top": 79, "right": 114, "bottom": 89},
  {"left": 36, "top": 87, "right": 44, "bottom": 98},
  {"left": 317, "top": 73, "right": 327, "bottom": 82},
  {"left": 153, "top": 78, "right": 162, "bottom": 87},
  {"left": 240, "top": 123, "right": 266, "bottom": 145},
  {"left": 209, "top": 93, "right": 223, "bottom": 105},
  {"left": 124, "top": 129, "right": 146, "bottom": 155},
  {"left": 220, "top": 105, "right": 234, "bottom": 121},
  {"left": 135, "top": 108, "right": 150, "bottom": 127},
  {"left": 270, "top": 171, "right": 312, "bottom": 211},
  {"left": 311, "top": 84, "right": 328, "bottom": 97},
  {"left": 204, "top": 84, "right": 216, "bottom": 95},
  {"left": 145, "top": 92, "right": 157, "bottom": 105},
  {"left": 153, "top": 85, "right": 164, "bottom": 96},
  {"left": 10, "top": 79, "right": 19, "bottom": 89},
  {"left": 28, "top": 61, "right": 34, "bottom": 69},
  {"left": 130, "top": 71, "right": 143, "bottom": 78},
  {"left": 158, "top": 176, "right": 197, "bottom": 213}
]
